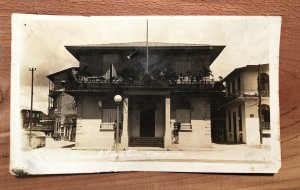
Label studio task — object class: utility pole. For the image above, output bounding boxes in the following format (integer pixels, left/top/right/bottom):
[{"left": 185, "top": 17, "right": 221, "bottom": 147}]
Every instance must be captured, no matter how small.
[
  {"left": 29, "top": 68, "right": 36, "bottom": 147},
  {"left": 257, "top": 64, "right": 262, "bottom": 144},
  {"left": 146, "top": 19, "right": 149, "bottom": 73}
]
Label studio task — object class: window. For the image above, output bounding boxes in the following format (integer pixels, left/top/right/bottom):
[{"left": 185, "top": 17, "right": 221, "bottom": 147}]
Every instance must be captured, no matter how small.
[
  {"left": 228, "top": 110, "right": 232, "bottom": 132},
  {"left": 237, "top": 76, "right": 241, "bottom": 91},
  {"left": 261, "top": 104, "right": 270, "bottom": 130},
  {"left": 173, "top": 96, "right": 191, "bottom": 131},
  {"left": 176, "top": 109, "right": 191, "bottom": 124},
  {"left": 232, "top": 81, "right": 235, "bottom": 93},
  {"left": 175, "top": 56, "right": 191, "bottom": 74},
  {"left": 141, "top": 56, "right": 157, "bottom": 72},
  {"left": 26, "top": 111, "right": 29, "bottom": 117},
  {"left": 100, "top": 98, "right": 117, "bottom": 131},
  {"left": 238, "top": 106, "right": 243, "bottom": 131},
  {"left": 227, "top": 81, "right": 231, "bottom": 95},
  {"left": 175, "top": 109, "right": 191, "bottom": 131},
  {"left": 102, "top": 109, "right": 117, "bottom": 124}
]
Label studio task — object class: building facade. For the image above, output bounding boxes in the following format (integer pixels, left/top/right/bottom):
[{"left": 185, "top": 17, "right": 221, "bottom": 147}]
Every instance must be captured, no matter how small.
[
  {"left": 48, "top": 42, "right": 225, "bottom": 149},
  {"left": 21, "top": 109, "right": 43, "bottom": 129},
  {"left": 47, "top": 68, "right": 78, "bottom": 142},
  {"left": 223, "top": 64, "right": 270, "bottom": 145},
  {"left": 20, "top": 109, "right": 54, "bottom": 135}
]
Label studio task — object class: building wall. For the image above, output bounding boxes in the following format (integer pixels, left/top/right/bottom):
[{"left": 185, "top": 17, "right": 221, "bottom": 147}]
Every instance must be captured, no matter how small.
[
  {"left": 225, "top": 98, "right": 270, "bottom": 145},
  {"left": 21, "top": 110, "right": 43, "bottom": 128},
  {"left": 75, "top": 94, "right": 118, "bottom": 148},
  {"left": 244, "top": 98, "right": 270, "bottom": 145},
  {"left": 224, "top": 65, "right": 270, "bottom": 145},
  {"left": 170, "top": 95, "right": 212, "bottom": 148},
  {"left": 74, "top": 93, "right": 213, "bottom": 149},
  {"left": 225, "top": 65, "right": 269, "bottom": 95},
  {"left": 225, "top": 101, "right": 246, "bottom": 143},
  {"left": 79, "top": 54, "right": 103, "bottom": 76},
  {"left": 51, "top": 92, "right": 77, "bottom": 140},
  {"left": 78, "top": 53, "right": 212, "bottom": 77}
]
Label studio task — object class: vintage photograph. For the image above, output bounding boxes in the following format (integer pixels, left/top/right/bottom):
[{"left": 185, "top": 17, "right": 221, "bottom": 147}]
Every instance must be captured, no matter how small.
[{"left": 10, "top": 15, "right": 281, "bottom": 175}]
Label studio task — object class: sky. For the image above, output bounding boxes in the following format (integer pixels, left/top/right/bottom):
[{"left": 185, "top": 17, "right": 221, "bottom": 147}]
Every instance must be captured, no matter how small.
[{"left": 13, "top": 15, "right": 275, "bottom": 113}]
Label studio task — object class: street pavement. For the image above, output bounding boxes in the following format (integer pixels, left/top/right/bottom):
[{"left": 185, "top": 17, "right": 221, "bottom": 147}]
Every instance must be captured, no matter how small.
[{"left": 14, "top": 137, "right": 275, "bottom": 174}]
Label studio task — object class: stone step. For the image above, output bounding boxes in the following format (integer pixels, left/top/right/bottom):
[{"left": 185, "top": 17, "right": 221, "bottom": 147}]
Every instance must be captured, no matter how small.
[{"left": 129, "top": 137, "right": 164, "bottom": 147}]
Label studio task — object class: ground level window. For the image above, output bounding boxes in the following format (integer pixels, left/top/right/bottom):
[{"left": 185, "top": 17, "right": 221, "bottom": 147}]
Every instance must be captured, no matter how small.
[
  {"left": 175, "top": 109, "right": 191, "bottom": 130},
  {"left": 101, "top": 108, "right": 117, "bottom": 130}
]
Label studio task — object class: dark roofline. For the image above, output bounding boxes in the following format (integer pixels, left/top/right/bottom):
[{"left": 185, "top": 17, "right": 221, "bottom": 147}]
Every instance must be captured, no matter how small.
[
  {"left": 65, "top": 42, "right": 226, "bottom": 65},
  {"left": 65, "top": 41, "right": 220, "bottom": 48},
  {"left": 47, "top": 67, "right": 79, "bottom": 81},
  {"left": 223, "top": 64, "right": 269, "bottom": 81}
]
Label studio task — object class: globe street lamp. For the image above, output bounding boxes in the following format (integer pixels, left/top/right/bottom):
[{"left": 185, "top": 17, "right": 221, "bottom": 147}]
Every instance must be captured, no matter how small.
[{"left": 114, "top": 95, "right": 122, "bottom": 155}]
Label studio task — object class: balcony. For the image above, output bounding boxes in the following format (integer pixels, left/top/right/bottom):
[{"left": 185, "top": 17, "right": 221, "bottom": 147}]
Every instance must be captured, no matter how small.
[
  {"left": 226, "top": 89, "right": 269, "bottom": 100},
  {"left": 64, "top": 75, "right": 216, "bottom": 92}
]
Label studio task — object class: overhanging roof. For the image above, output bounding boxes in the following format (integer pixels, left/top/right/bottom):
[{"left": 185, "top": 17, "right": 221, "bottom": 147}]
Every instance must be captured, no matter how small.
[
  {"left": 223, "top": 64, "right": 269, "bottom": 81},
  {"left": 47, "top": 67, "right": 79, "bottom": 81},
  {"left": 65, "top": 41, "right": 225, "bottom": 65}
]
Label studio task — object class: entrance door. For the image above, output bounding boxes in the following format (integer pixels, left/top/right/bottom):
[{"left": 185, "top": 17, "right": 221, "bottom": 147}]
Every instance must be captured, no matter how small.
[{"left": 140, "top": 109, "right": 155, "bottom": 137}]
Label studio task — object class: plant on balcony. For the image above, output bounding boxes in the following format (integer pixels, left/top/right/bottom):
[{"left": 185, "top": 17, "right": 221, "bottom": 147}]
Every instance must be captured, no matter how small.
[
  {"left": 213, "top": 76, "right": 225, "bottom": 91},
  {"left": 119, "top": 62, "right": 145, "bottom": 83},
  {"left": 178, "top": 73, "right": 184, "bottom": 84},
  {"left": 195, "top": 67, "right": 214, "bottom": 82},
  {"left": 163, "top": 68, "right": 178, "bottom": 85},
  {"left": 142, "top": 73, "right": 154, "bottom": 84},
  {"left": 186, "top": 71, "right": 194, "bottom": 83}
]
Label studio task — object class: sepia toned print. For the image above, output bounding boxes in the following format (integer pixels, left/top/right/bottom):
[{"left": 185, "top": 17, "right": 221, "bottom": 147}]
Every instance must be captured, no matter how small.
[{"left": 10, "top": 15, "right": 281, "bottom": 175}]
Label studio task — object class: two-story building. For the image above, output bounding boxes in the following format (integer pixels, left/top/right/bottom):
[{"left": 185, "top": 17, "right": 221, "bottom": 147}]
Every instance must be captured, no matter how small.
[
  {"left": 222, "top": 64, "right": 270, "bottom": 145},
  {"left": 48, "top": 42, "right": 225, "bottom": 150},
  {"left": 47, "top": 68, "right": 78, "bottom": 142}
]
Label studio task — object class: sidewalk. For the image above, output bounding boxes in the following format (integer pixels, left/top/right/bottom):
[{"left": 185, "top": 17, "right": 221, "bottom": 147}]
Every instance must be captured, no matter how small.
[
  {"left": 45, "top": 137, "right": 75, "bottom": 148},
  {"left": 25, "top": 142, "right": 271, "bottom": 163},
  {"left": 16, "top": 142, "right": 274, "bottom": 174}
]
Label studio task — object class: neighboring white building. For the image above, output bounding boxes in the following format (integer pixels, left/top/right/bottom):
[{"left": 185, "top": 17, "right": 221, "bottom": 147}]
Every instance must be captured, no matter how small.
[{"left": 223, "top": 64, "right": 270, "bottom": 145}]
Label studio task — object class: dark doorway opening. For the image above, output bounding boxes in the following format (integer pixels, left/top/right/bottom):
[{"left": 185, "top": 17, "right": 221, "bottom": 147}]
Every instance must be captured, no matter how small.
[{"left": 140, "top": 109, "right": 155, "bottom": 137}]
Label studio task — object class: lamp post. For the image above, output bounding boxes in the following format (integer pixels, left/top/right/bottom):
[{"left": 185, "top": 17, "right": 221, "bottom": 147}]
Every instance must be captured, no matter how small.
[{"left": 114, "top": 95, "right": 122, "bottom": 155}]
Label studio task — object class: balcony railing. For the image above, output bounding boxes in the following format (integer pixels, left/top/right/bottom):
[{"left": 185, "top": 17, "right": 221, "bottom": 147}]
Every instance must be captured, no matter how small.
[
  {"left": 64, "top": 76, "right": 216, "bottom": 91},
  {"left": 262, "top": 121, "right": 270, "bottom": 130},
  {"left": 226, "top": 89, "right": 269, "bottom": 100}
]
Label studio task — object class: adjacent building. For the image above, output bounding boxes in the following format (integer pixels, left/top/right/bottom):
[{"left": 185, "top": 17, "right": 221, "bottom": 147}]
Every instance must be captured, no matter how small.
[
  {"left": 48, "top": 42, "right": 225, "bottom": 149},
  {"left": 21, "top": 109, "right": 43, "bottom": 129},
  {"left": 20, "top": 109, "right": 54, "bottom": 135},
  {"left": 222, "top": 64, "right": 270, "bottom": 145},
  {"left": 47, "top": 68, "right": 78, "bottom": 142}
]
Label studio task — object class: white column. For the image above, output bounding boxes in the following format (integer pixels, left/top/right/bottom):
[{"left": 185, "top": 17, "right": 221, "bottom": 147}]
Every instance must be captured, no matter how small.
[
  {"left": 164, "top": 95, "right": 172, "bottom": 149},
  {"left": 120, "top": 97, "right": 129, "bottom": 149}
]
